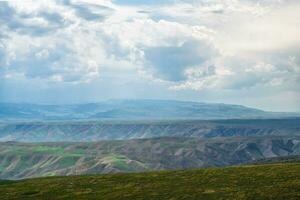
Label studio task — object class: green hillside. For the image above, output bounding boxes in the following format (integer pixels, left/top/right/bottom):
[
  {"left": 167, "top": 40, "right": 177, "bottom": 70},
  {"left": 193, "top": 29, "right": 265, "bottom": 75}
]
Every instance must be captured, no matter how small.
[
  {"left": 1, "top": 136, "right": 300, "bottom": 179},
  {"left": 1, "top": 163, "right": 300, "bottom": 200}
]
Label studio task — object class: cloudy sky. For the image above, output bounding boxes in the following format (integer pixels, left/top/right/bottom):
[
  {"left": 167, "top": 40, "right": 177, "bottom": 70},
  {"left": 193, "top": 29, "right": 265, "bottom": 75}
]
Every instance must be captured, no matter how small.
[{"left": 0, "top": 0, "right": 299, "bottom": 111}]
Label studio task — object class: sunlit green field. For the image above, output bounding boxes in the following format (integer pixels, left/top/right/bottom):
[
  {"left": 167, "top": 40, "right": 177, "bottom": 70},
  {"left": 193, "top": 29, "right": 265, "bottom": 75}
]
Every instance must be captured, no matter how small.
[{"left": 1, "top": 163, "right": 300, "bottom": 200}]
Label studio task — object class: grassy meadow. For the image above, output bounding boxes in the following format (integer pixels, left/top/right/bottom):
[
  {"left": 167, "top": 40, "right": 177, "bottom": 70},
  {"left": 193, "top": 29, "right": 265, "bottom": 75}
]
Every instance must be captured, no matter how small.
[{"left": 1, "top": 163, "right": 300, "bottom": 200}]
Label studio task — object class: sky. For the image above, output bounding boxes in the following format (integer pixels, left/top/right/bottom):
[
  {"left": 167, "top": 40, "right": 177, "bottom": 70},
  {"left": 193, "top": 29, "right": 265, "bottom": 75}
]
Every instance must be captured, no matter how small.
[{"left": 0, "top": 0, "right": 299, "bottom": 112}]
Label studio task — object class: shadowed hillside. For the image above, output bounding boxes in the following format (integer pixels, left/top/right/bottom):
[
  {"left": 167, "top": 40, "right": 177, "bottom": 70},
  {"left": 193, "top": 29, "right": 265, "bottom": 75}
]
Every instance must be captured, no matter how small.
[{"left": 251, "top": 155, "right": 300, "bottom": 164}]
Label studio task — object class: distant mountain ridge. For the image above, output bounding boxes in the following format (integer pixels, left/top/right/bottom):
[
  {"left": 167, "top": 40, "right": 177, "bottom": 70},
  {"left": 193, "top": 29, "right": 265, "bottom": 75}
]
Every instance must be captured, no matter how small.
[
  {"left": 1, "top": 118, "right": 300, "bottom": 142},
  {"left": 0, "top": 99, "right": 298, "bottom": 121}
]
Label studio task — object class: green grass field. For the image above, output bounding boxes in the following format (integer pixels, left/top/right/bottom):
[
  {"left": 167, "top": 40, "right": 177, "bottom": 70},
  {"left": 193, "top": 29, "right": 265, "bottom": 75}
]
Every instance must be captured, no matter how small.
[{"left": 1, "top": 163, "right": 300, "bottom": 200}]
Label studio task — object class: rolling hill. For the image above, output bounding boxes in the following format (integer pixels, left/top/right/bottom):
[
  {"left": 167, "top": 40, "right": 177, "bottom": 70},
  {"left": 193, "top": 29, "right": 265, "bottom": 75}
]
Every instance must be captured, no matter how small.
[
  {"left": 0, "top": 162, "right": 299, "bottom": 200},
  {"left": 1, "top": 136, "right": 300, "bottom": 180}
]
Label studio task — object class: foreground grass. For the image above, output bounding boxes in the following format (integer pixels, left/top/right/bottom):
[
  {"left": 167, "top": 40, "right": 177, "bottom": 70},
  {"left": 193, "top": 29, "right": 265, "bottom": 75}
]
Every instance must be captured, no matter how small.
[{"left": 1, "top": 163, "right": 300, "bottom": 200}]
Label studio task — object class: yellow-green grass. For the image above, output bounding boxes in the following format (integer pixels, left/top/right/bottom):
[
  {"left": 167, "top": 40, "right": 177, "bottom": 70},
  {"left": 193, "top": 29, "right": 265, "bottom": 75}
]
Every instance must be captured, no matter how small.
[{"left": 1, "top": 163, "right": 300, "bottom": 200}]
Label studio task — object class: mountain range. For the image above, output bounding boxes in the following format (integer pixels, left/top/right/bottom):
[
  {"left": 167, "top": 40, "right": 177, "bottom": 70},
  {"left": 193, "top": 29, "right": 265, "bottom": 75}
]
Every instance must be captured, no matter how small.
[
  {"left": 1, "top": 99, "right": 298, "bottom": 121},
  {"left": 1, "top": 99, "right": 300, "bottom": 181},
  {"left": 1, "top": 118, "right": 299, "bottom": 142}
]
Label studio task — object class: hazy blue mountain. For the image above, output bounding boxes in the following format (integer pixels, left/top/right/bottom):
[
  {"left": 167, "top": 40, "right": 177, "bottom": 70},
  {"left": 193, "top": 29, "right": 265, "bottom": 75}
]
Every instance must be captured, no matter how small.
[{"left": 0, "top": 99, "right": 298, "bottom": 121}]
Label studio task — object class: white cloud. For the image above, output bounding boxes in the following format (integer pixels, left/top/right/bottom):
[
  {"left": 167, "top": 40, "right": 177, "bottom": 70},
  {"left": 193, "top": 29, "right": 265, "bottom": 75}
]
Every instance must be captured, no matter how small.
[
  {"left": 0, "top": 0, "right": 299, "bottom": 110},
  {"left": 217, "top": 3, "right": 300, "bottom": 55}
]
